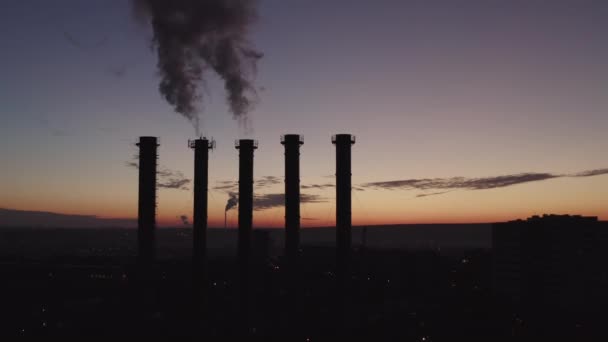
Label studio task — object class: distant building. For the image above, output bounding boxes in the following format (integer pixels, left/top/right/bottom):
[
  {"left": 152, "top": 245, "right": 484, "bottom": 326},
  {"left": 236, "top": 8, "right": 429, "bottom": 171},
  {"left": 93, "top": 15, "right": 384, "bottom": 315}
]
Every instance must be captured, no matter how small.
[{"left": 492, "top": 214, "right": 608, "bottom": 312}]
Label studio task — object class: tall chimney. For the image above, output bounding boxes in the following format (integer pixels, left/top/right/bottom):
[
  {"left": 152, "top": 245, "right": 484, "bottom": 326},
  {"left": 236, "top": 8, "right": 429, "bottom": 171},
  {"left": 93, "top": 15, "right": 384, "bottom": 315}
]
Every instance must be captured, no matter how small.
[
  {"left": 137, "top": 136, "right": 158, "bottom": 265},
  {"left": 190, "top": 138, "right": 214, "bottom": 301},
  {"left": 235, "top": 139, "right": 257, "bottom": 322},
  {"left": 281, "top": 134, "right": 303, "bottom": 271},
  {"left": 332, "top": 134, "right": 355, "bottom": 283}
]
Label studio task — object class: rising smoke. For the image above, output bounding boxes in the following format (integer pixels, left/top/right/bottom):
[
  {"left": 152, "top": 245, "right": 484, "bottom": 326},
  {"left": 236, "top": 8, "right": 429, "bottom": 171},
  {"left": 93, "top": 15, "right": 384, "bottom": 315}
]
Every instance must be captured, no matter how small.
[
  {"left": 225, "top": 192, "right": 238, "bottom": 212},
  {"left": 179, "top": 214, "right": 189, "bottom": 225},
  {"left": 132, "top": 0, "right": 263, "bottom": 132}
]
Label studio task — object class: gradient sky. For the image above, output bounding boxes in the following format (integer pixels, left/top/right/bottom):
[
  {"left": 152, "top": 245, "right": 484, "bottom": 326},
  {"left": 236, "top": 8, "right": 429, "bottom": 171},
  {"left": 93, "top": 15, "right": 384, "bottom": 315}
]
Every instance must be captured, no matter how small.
[{"left": 1, "top": 0, "right": 607, "bottom": 227}]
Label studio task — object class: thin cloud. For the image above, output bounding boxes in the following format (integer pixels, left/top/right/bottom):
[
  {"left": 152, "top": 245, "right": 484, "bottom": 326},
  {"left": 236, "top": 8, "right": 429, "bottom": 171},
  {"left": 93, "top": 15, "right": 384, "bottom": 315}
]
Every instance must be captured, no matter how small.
[
  {"left": 213, "top": 176, "right": 282, "bottom": 193},
  {"left": 157, "top": 168, "right": 190, "bottom": 190},
  {"left": 364, "top": 173, "right": 558, "bottom": 191},
  {"left": 256, "top": 176, "right": 282, "bottom": 188},
  {"left": 416, "top": 191, "right": 453, "bottom": 198},
  {"left": 254, "top": 193, "right": 328, "bottom": 211},
  {"left": 301, "top": 183, "right": 334, "bottom": 190},
  {"left": 362, "top": 168, "right": 608, "bottom": 197},
  {"left": 215, "top": 177, "right": 341, "bottom": 193},
  {"left": 125, "top": 161, "right": 191, "bottom": 191},
  {"left": 158, "top": 178, "right": 190, "bottom": 190},
  {"left": 213, "top": 183, "right": 238, "bottom": 192},
  {"left": 125, "top": 161, "right": 139, "bottom": 169},
  {"left": 571, "top": 169, "right": 608, "bottom": 177}
]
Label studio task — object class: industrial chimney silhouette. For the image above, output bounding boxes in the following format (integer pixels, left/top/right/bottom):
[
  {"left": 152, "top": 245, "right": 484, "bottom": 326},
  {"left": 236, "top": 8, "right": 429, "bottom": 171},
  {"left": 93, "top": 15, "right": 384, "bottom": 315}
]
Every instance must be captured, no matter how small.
[
  {"left": 282, "top": 134, "right": 303, "bottom": 320},
  {"left": 235, "top": 139, "right": 257, "bottom": 321},
  {"left": 281, "top": 134, "right": 303, "bottom": 271},
  {"left": 332, "top": 134, "right": 355, "bottom": 284},
  {"left": 190, "top": 137, "right": 214, "bottom": 303},
  {"left": 137, "top": 136, "right": 158, "bottom": 265}
]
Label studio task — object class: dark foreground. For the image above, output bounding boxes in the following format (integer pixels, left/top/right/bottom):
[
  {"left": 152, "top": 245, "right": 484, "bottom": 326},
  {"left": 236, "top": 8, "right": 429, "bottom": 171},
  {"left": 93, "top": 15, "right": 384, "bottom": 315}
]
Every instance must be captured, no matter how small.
[{"left": 0, "top": 245, "right": 605, "bottom": 339}]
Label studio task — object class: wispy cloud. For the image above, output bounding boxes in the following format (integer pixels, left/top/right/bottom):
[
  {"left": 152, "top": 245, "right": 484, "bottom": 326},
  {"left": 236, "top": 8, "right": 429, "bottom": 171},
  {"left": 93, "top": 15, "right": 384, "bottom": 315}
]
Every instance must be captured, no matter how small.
[
  {"left": 125, "top": 160, "right": 191, "bottom": 191},
  {"left": 256, "top": 176, "right": 282, "bottom": 188},
  {"left": 415, "top": 191, "right": 453, "bottom": 198},
  {"left": 125, "top": 161, "right": 138, "bottom": 169},
  {"left": 158, "top": 177, "right": 190, "bottom": 190},
  {"left": 212, "top": 175, "right": 282, "bottom": 193},
  {"left": 254, "top": 193, "right": 328, "bottom": 211},
  {"left": 157, "top": 168, "right": 190, "bottom": 190},
  {"left": 301, "top": 183, "right": 334, "bottom": 190},
  {"left": 362, "top": 168, "right": 608, "bottom": 198},
  {"left": 221, "top": 192, "right": 327, "bottom": 212},
  {"left": 571, "top": 169, "right": 608, "bottom": 177},
  {"left": 364, "top": 173, "right": 558, "bottom": 191}
]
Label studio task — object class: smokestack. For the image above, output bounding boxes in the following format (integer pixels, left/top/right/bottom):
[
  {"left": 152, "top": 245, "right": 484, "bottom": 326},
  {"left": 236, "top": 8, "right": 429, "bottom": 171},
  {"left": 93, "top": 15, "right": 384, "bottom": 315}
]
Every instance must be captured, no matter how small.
[
  {"left": 332, "top": 134, "right": 355, "bottom": 283},
  {"left": 235, "top": 139, "right": 257, "bottom": 321},
  {"left": 137, "top": 136, "right": 158, "bottom": 265},
  {"left": 282, "top": 134, "right": 303, "bottom": 324},
  {"left": 190, "top": 137, "right": 214, "bottom": 302},
  {"left": 281, "top": 135, "right": 303, "bottom": 270}
]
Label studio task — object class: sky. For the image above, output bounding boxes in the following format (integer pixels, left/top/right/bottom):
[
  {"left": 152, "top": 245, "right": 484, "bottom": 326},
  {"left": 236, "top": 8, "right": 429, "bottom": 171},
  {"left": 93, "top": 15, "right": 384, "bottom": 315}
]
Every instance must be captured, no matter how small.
[{"left": 0, "top": 0, "right": 607, "bottom": 227}]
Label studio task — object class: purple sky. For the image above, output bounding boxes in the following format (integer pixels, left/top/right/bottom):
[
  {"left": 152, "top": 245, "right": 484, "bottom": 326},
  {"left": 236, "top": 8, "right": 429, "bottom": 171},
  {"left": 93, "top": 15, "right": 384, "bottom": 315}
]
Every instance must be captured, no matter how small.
[{"left": 0, "top": 0, "right": 607, "bottom": 226}]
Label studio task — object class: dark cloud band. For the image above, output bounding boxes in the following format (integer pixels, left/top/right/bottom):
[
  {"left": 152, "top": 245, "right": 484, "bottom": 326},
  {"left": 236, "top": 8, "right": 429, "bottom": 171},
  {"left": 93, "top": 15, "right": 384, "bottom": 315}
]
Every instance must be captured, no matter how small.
[{"left": 362, "top": 168, "right": 608, "bottom": 197}]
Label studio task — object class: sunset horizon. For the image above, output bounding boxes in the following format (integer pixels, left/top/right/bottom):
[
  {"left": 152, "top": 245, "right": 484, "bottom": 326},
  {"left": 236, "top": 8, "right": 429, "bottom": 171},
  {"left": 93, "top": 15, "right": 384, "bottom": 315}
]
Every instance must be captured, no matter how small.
[{"left": 1, "top": 0, "right": 607, "bottom": 338}]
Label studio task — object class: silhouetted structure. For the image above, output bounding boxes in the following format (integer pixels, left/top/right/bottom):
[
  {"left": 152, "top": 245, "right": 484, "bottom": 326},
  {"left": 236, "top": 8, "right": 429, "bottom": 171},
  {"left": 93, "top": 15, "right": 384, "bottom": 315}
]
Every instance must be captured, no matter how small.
[
  {"left": 332, "top": 134, "right": 355, "bottom": 283},
  {"left": 493, "top": 214, "right": 608, "bottom": 314},
  {"left": 136, "top": 136, "right": 158, "bottom": 265},
  {"left": 235, "top": 139, "right": 257, "bottom": 324},
  {"left": 190, "top": 138, "right": 214, "bottom": 306},
  {"left": 281, "top": 134, "right": 303, "bottom": 323},
  {"left": 281, "top": 135, "right": 303, "bottom": 272}
]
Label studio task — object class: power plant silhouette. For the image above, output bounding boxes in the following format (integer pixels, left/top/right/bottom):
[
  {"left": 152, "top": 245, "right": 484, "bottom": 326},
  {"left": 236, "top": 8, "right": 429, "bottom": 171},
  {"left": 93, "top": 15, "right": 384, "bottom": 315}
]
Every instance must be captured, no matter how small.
[
  {"left": 135, "top": 134, "right": 355, "bottom": 314},
  {"left": 189, "top": 137, "right": 214, "bottom": 305},
  {"left": 136, "top": 136, "right": 158, "bottom": 266}
]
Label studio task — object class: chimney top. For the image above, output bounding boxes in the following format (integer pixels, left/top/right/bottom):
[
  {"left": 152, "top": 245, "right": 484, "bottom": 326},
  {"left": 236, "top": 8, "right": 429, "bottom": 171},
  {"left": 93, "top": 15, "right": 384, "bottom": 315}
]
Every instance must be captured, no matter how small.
[
  {"left": 137, "top": 136, "right": 159, "bottom": 146},
  {"left": 281, "top": 134, "right": 304, "bottom": 145},
  {"left": 188, "top": 137, "right": 215, "bottom": 149},
  {"left": 332, "top": 134, "right": 356, "bottom": 144},
  {"left": 235, "top": 139, "right": 258, "bottom": 149}
]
